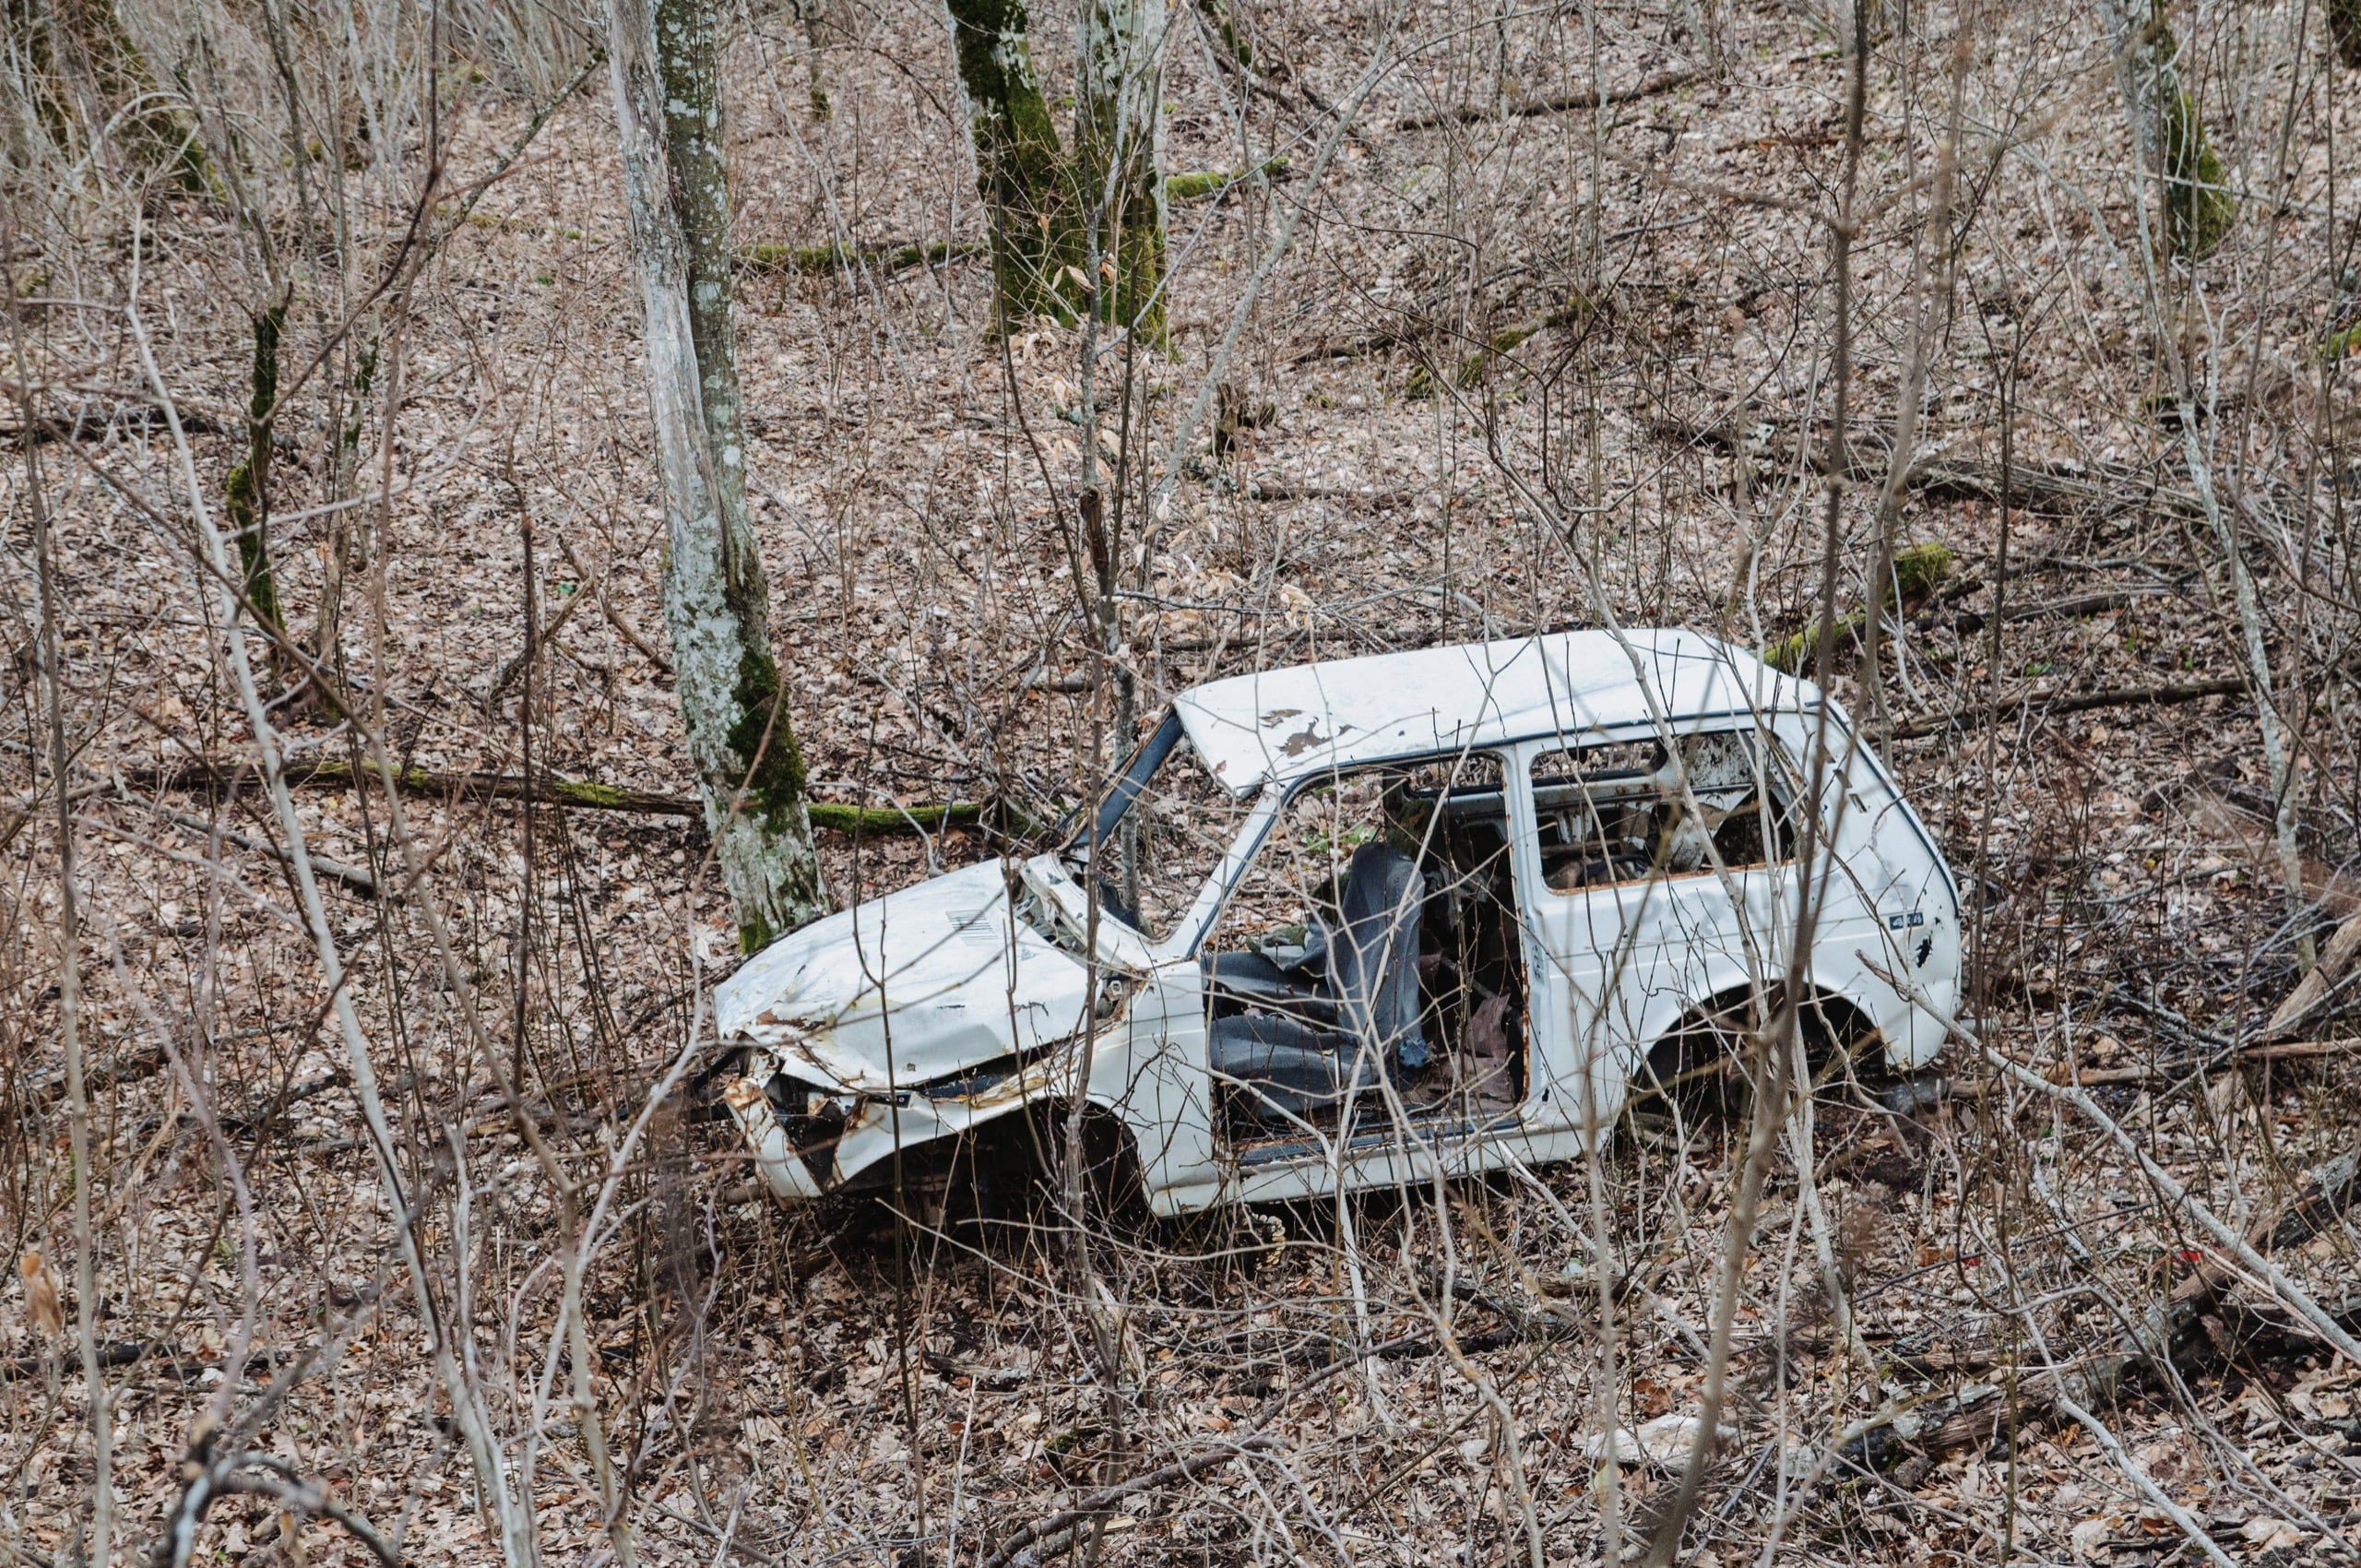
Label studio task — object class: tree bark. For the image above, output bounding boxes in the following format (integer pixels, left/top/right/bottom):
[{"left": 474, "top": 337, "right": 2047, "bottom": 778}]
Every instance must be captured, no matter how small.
[
  {"left": 225, "top": 303, "right": 289, "bottom": 685},
  {"left": 607, "top": 0, "right": 827, "bottom": 951},
  {"left": 946, "top": 0, "right": 1081, "bottom": 324},
  {"left": 2106, "top": 0, "right": 2234, "bottom": 259},
  {"left": 1075, "top": 0, "right": 1166, "bottom": 337}
]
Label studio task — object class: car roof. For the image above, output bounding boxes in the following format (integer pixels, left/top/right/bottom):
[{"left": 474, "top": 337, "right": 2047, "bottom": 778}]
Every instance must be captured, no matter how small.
[{"left": 1170, "top": 628, "right": 1814, "bottom": 795}]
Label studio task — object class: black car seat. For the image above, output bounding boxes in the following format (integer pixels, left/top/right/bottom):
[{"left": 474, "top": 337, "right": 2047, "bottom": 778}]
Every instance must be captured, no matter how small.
[{"left": 1207, "top": 842, "right": 1429, "bottom": 1123}]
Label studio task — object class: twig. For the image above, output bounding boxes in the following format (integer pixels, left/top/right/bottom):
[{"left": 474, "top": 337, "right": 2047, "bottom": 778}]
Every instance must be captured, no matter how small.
[
  {"left": 980, "top": 1438, "right": 1277, "bottom": 1568},
  {"left": 156, "top": 1445, "right": 398, "bottom": 1568},
  {"left": 113, "top": 756, "right": 982, "bottom": 834}
]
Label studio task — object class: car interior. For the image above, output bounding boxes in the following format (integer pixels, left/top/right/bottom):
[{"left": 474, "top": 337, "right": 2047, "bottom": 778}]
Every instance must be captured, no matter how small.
[
  {"left": 1531, "top": 731, "right": 1800, "bottom": 893},
  {"left": 1200, "top": 755, "right": 1526, "bottom": 1134}
]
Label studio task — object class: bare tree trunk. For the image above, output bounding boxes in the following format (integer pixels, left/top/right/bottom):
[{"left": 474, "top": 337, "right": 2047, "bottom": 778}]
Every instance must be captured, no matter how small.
[
  {"left": 1076, "top": 0, "right": 1166, "bottom": 337},
  {"left": 946, "top": 0, "right": 1081, "bottom": 324},
  {"left": 608, "top": 0, "right": 827, "bottom": 951},
  {"left": 226, "top": 301, "right": 290, "bottom": 686}
]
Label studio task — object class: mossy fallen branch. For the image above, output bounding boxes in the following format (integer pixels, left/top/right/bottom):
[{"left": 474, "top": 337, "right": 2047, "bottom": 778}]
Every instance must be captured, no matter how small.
[
  {"left": 804, "top": 800, "right": 985, "bottom": 834},
  {"left": 1889, "top": 674, "right": 2244, "bottom": 740},
  {"left": 1408, "top": 294, "right": 1604, "bottom": 395},
  {"left": 739, "top": 240, "right": 984, "bottom": 276},
  {"left": 1166, "top": 157, "right": 1290, "bottom": 201},
  {"left": 119, "top": 759, "right": 983, "bottom": 836},
  {"left": 1396, "top": 66, "right": 1705, "bottom": 132},
  {"left": 1763, "top": 542, "right": 1954, "bottom": 673}
]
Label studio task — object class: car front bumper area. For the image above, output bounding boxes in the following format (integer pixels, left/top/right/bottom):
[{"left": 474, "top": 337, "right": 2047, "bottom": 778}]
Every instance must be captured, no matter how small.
[{"left": 721, "top": 1045, "right": 1047, "bottom": 1204}]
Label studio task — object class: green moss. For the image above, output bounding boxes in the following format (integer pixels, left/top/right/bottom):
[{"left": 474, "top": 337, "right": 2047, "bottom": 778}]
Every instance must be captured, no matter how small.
[
  {"left": 1197, "top": 0, "right": 1253, "bottom": 66},
  {"left": 1764, "top": 541, "right": 1954, "bottom": 673},
  {"left": 804, "top": 801, "right": 984, "bottom": 833},
  {"left": 226, "top": 303, "right": 286, "bottom": 639},
  {"left": 2161, "top": 85, "right": 2234, "bottom": 259},
  {"left": 945, "top": 0, "right": 1085, "bottom": 325},
  {"left": 2144, "top": 21, "right": 2235, "bottom": 260},
  {"left": 552, "top": 779, "right": 642, "bottom": 810},
  {"left": 1166, "top": 158, "right": 1288, "bottom": 201},
  {"left": 1892, "top": 541, "right": 1954, "bottom": 600},
  {"left": 723, "top": 644, "right": 810, "bottom": 833}
]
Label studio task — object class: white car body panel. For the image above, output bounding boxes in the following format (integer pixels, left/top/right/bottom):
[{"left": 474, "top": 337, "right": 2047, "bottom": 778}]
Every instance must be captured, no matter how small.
[{"left": 720, "top": 631, "right": 1962, "bottom": 1216}]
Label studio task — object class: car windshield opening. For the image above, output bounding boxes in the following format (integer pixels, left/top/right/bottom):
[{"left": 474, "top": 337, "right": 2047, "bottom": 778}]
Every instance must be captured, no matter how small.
[{"left": 1061, "top": 711, "right": 1258, "bottom": 944}]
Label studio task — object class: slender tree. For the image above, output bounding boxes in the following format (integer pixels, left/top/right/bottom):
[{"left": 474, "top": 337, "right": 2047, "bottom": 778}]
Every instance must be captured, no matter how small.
[
  {"left": 946, "top": 0, "right": 1080, "bottom": 322},
  {"left": 1075, "top": 0, "right": 1167, "bottom": 337},
  {"left": 607, "top": 0, "right": 827, "bottom": 950},
  {"left": 224, "top": 299, "right": 291, "bottom": 686}
]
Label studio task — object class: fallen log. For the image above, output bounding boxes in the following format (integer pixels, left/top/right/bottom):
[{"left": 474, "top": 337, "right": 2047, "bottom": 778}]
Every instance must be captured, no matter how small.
[
  {"left": 738, "top": 239, "right": 981, "bottom": 277},
  {"left": 1654, "top": 416, "right": 2205, "bottom": 518},
  {"left": 1948, "top": 1037, "right": 2361, "bottom": 1087},
  {"left": 1398, "top": 65, "right": 1707, "bottom": 131},
  {"left": 1889, "top": 675, "right": 2244, "bottom": 740},
  {"left": 154, "top": 802, "right": 378, "bottom": 897},
  {"left": 1167, "top": 157, "right": 1291, "bottom": 200},
  {"left": 2269, "top": 908, "right": 2361, "bottom": 1038},
  {"left": 104, "top": 759, "right": 982, "bottom": 837}
]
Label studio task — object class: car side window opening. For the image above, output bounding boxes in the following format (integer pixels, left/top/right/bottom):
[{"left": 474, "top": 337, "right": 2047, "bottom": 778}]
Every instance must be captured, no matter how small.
[
  {"left": 1199, "top": 753, "right": 1524, "bottom": 1132},
  {"left": 1529, "top": 729, "right": 1800, "bottom": 895}
]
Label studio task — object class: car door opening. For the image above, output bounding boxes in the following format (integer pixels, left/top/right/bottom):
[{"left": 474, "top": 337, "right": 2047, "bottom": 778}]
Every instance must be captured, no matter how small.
[{"left": 1202, "top": 754, "right": 1525, "bottom": 1135}]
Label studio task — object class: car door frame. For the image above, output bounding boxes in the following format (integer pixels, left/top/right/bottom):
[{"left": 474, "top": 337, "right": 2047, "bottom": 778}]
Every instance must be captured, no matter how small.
[{"left": 1165, "top": 748, "right": 1550, "bottom": 1206}]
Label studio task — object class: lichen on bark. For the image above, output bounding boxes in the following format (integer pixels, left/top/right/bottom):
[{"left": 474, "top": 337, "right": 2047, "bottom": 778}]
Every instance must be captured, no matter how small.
[
  {"left": 611, "top": 0, "right": 827, "bottom": 952},
  {"left": 1075, "top": 0, "right": 1168, "bottom": 338}
]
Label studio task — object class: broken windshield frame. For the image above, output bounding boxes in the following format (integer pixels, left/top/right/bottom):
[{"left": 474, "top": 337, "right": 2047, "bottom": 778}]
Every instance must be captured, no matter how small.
[{"left": 1060, "top": 709, "right": 1188, "bottom": 853}]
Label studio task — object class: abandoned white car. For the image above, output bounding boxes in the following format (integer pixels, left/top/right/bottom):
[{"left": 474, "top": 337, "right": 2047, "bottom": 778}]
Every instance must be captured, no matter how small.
[{"left": 718, "top": 629, "right": 1962, "bottom": 1217}]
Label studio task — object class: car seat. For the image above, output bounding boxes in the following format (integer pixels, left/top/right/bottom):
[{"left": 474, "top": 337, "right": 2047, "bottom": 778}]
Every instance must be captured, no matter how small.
[{"left": 1206, "top": 841, "right": 1429, "bottom": 1123}]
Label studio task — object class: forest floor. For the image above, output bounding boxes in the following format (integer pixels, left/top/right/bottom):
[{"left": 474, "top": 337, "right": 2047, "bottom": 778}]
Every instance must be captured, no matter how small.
[{"left": 4, "top": 0, "right": 2361, "bottom": 1562}]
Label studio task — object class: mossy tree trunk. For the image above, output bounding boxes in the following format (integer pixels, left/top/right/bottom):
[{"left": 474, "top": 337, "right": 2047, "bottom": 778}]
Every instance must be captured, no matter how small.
[
  {"left": 608, "top": 0, "right": 827, "bottom": 950},
  {"left": 6, "top": 0, "right": 204, "bottom": 184},
  {"left": 2111, "top": 1, "right": 2235, "bottom": 260},
  {"left": 945, "top": 0, "right": 1084, "bottom": 324},
  {"left": 1075, "top": 0, "right": 1167, "bottom": 338},
  {"left": 224, "top": 301, "right": 290, "bottom": 685}
]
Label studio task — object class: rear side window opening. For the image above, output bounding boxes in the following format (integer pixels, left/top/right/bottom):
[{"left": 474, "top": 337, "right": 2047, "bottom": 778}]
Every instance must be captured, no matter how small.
[{"left": 1529, "top": 729, "right": 1802, "bottom": 894}]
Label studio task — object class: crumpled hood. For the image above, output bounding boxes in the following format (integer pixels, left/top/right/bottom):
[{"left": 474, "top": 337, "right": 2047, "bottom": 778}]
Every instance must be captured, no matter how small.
[{"left": 714, "top": 861, "right": 1096, "bottom": 1094}]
